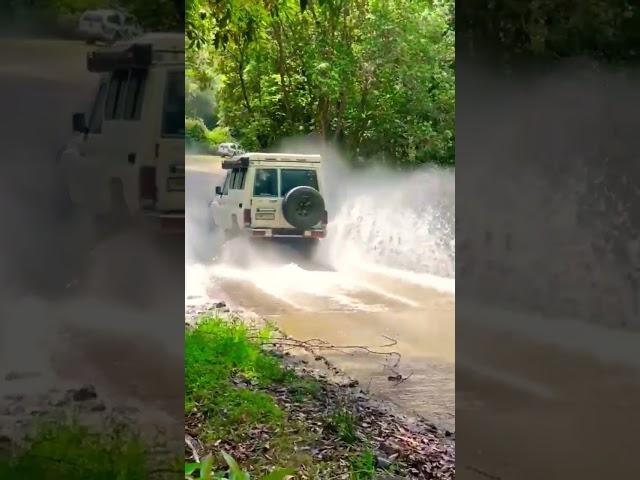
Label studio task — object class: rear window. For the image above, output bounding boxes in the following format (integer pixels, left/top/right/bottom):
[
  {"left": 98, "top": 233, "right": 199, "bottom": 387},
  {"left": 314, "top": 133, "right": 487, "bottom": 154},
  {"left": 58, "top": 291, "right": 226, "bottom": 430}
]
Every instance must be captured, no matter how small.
[
  {"left": 253, "top": 169, "right": 278, "bottom": 197},
  {"left": 162, "top": 70, "right": 185, "bottom": 137},
  {"left": 280, "top": 169, "right": 318, "bottom": 197}
]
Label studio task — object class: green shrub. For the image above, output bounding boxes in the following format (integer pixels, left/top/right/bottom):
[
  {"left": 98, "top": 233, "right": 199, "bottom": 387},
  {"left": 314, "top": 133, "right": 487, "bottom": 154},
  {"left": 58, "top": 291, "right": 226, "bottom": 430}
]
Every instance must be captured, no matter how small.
[
  {"left": 205, "top": 126, "right": 233, "bottom": 147},
  {"left": 186, "top": 117, "right": 209, "bottom": 144},
  {"left": 0, "top": 422, "right": 150, "bottom": 479}
]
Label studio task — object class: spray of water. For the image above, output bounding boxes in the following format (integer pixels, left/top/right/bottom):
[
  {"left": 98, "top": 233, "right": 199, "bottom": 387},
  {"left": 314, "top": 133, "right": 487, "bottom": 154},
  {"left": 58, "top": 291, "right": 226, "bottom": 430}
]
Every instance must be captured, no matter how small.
[{"left": 185, "top": 139, "right": 455, "bottom": 309}]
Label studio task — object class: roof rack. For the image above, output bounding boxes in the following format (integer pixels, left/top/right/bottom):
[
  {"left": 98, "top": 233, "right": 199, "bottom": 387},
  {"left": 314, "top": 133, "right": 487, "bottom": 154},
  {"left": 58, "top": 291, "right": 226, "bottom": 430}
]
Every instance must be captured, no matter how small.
[
  {"left": 221, "top": 154, "right": 324, "bottom": 169},
  {"left": 221, "top": 157, "right": 250, "bottom": 169},
  {"left": 87, "top": 44, "right": 152, "bottom": 72}
]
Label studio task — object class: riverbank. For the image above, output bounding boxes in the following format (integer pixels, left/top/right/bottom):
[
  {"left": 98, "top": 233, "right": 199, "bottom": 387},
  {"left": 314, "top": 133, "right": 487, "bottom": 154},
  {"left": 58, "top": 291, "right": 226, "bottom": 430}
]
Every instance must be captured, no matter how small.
[{"left": 185, "top": 314, "right": 455, "bottom": 479}]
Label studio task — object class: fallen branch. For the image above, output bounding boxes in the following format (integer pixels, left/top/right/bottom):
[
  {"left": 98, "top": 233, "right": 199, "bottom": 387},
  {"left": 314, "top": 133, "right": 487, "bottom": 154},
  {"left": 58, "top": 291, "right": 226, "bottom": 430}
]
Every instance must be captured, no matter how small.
[
  {"left": 255, "top": 334, "right": 402, "bottom": 368},
  {"left": 185, "top": 433, "right": 202, "bottom": 463}
]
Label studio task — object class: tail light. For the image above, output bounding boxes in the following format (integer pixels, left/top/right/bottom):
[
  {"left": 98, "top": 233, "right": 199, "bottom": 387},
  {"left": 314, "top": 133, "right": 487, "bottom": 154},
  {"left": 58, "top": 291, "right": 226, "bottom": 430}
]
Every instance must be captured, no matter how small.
[
  {"left": 139, "top": 166, "right": 156, "bottom": 201},
  {"left": 311, "top": 230, "right": 326, "bottom": 239},
  {"left": 243, "top": 208, "right": 251, "bottom": 226}
]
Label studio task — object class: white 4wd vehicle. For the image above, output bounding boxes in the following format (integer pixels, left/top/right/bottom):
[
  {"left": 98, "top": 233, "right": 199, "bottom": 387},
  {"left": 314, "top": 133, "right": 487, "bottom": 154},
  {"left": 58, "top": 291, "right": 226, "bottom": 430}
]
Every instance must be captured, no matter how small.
[
  {"left": 77, "top": 9, "right": 142, "bottom": 44},
  {"left": 59, "top": 33, "right": 184, "bottom": 234},
  {"left": 218, "top": 142, "right": 243, "bottom": 157},
  {"left": 211, "top": 153, "right": 327, "bottom": 244}
]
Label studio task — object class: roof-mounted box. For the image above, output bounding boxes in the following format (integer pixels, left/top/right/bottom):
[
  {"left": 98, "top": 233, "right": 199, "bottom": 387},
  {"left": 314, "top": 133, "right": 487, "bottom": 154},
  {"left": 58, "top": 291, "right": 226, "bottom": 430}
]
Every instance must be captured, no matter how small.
[
  {"left": 87, "top": 44, "right": 152, "bottom": 72},
  {"left": 222, "top": 157, "right": 250, "bottom": 170}
]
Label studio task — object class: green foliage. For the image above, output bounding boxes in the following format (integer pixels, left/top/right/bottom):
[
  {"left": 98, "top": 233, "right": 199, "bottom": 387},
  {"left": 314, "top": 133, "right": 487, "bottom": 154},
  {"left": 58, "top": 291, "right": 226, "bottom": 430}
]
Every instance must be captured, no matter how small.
[
  {"left": 186, "top": 116, "right": 209, "bottom": 143},
  {"left": 186, "top": 118, "right": 234, "bottom": 151},
  {"left": 185, "top": 318, "right": 314, "bottom": 477},
  {"left": 186, "top": 0, "right": 455, "bottom": 165},
  {"left": 458, "top": 0, "right": 639, "bottom": 59},
  {"left": 206, "top": 126, "right": 233, "bottom": 146},
  {"left": 185, "top": 452, "right": 293, "bottom": 480},
  {"left": 349, "top": 448, "right": 376, "bottom": 480},
  {"left": 185, "top": 317, "right": 290, "bottom": 442},
  {"left": 0, "top": 421, "right": 150, "bottom": 479},
  {"left": 327, "top": 407, "right": 358, "bottom": 444}
]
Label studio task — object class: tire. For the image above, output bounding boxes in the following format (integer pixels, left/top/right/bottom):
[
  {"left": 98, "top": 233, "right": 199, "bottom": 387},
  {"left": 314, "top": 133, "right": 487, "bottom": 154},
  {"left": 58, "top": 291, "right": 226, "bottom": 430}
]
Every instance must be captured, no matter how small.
[{"left": 282, "top": 186, "right": 325, "bottom": 230}]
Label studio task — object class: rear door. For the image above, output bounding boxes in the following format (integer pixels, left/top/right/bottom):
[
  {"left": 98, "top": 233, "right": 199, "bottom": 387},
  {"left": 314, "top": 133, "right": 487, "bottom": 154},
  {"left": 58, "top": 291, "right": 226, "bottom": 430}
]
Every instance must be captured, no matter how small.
[
  {"left": 155, "top": 68, "right": 185, "bottom": 213},
  {"left": 250, "top": 167, "right": 284, "bottom": 228}
]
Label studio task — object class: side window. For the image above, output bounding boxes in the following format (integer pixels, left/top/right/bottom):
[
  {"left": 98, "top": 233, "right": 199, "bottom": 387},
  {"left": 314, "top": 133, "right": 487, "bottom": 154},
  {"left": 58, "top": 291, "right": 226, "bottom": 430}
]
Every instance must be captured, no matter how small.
[
  {"left": 123, "top": 69, "right": 146, "bottom": 120},
  {"left": 105, "top": 69, "right": 146, "bottom": 121},
  {"left": 221, "top": 172, "right": 231, "bottom": 195},
  {"left": 162, "top": 70, "right": 185, "bottom": 137},
  {"left": 253, "top": 169, "right": 278, "bottom": 197},
  {"left": 88, "top": 81, "right": 108, "bottom": 133},
  {"left": 231, "top": 168, "right": 246, "bottom": 190},
  {"left": 105, "top": 69, "right": 128, "bottom": 120},
  {"left": 228, "top": 170, "right": 237, "bottom": 190},
  {"left": 107, "top": 14, "right": 121, "bottom": 25}
]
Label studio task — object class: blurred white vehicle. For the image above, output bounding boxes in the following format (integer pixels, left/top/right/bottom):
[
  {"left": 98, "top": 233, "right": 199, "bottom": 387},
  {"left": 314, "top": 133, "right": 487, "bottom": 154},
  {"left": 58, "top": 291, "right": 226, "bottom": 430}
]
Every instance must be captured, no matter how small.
[
  {"left": 218, "top": 142, "right": 244, "bottom": 157},
  {"left": 77, "top": 9, "right": 142, "bottom": 44}
]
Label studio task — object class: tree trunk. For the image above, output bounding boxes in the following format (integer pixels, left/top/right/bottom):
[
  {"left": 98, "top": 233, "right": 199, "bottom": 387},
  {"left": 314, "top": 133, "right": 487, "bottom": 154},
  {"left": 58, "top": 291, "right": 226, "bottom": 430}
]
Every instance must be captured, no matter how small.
[
  {"left": 237, "top": 50, "right": 252, "bottom": 113},
  {"left": 273, "top": 19, "right": 292, "bottom": 122}
]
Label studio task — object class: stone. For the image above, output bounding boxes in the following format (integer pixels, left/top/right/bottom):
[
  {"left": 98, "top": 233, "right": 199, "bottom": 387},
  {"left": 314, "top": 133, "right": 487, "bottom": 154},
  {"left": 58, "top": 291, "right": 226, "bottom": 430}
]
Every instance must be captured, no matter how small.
[{"left": 71, "top": 385, "right": 98, "bottom": 402}]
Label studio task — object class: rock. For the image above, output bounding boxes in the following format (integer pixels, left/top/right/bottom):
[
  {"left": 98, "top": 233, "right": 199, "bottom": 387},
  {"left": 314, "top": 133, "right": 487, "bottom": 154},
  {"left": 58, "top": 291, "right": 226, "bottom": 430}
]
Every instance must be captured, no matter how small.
[
  {"left": 71, "top": 385, "right": 97, "bottom": 402},
  {"left": 214, "top": 301, "right": 226, "bottom": 308}
]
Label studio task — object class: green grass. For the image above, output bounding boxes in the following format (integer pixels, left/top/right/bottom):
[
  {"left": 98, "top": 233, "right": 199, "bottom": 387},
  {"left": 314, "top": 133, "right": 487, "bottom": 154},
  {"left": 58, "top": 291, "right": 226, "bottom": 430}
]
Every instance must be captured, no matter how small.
[
  {"left": 349, "top": 448, "right": 377, "bottom": 480},
  {"left": 185, "top": 317, "right": 292, "bottom": 442},
  {"left": 327, "top": 407, "right": 359, "bottom": 444},
  {"left": 186, "top": 317, "right": 343, "bottom": 476},
  {"left": 0, "top": 421, "right": 151, "bottom": 479}
]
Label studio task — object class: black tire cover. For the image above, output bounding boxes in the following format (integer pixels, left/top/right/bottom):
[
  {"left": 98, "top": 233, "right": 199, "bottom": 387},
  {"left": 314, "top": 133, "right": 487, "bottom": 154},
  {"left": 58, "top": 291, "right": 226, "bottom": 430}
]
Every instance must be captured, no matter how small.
[{"left": 282, "top": 186, "right": 325, "bottom": 230}]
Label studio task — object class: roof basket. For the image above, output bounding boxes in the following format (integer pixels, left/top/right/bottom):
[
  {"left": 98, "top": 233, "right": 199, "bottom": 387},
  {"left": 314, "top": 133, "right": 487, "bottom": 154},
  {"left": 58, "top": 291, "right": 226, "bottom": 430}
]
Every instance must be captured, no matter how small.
[
  {"left": 87, "top": 44, "right": 152, "bottom": 72},
  {"left": 222, "top": 157, "right": 250, "bottom": 169}
]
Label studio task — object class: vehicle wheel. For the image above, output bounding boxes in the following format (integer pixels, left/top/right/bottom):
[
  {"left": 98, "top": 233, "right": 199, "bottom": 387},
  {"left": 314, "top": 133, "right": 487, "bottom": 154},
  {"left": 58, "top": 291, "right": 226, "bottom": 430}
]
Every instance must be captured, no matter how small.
[{"left": 282, "top": 186, "right": 325, "bottom": 230}]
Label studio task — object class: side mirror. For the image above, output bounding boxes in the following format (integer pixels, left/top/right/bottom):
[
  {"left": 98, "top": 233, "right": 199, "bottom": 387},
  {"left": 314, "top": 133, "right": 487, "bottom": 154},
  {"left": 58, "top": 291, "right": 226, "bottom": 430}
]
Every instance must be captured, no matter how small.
[
  {"left": 215, "top": 186, "right": 222, "bottom": 195},
  {"left": 72, "top": 113, "right": 87, "bottom": 133}
]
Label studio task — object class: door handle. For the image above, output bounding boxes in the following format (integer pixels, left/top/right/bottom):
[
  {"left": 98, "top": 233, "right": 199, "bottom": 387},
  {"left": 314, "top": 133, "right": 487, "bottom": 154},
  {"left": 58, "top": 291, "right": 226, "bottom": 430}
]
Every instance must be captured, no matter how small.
[{"left": 128, "top": 153, "right": 136, "bottom": 164}]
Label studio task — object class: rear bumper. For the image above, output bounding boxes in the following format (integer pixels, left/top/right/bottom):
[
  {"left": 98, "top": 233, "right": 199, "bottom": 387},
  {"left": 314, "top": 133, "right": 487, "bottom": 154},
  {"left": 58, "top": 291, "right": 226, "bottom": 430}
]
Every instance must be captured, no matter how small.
[
  {"left": 142, "top": 211, "right": 184, "bottom": 233},
  {"left": 249, "top": 228, "right": 326, "bottom": 239}
]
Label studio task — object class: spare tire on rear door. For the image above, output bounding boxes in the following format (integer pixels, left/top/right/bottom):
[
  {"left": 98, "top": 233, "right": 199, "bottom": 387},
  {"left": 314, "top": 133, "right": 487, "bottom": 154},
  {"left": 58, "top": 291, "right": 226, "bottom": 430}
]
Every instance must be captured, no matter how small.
[{"left": 282, "top": 186, "right": 325, "bottom": 230}]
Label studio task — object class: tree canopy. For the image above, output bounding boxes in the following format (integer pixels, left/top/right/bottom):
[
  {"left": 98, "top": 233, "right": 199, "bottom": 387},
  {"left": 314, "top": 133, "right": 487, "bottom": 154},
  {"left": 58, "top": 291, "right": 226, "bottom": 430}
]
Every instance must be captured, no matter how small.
[
  {"left": 187, "top": 0, "right": 455, "bottom": 166},
  {"left": 457, "top": 0, "right": 639, "bottom": 60}
]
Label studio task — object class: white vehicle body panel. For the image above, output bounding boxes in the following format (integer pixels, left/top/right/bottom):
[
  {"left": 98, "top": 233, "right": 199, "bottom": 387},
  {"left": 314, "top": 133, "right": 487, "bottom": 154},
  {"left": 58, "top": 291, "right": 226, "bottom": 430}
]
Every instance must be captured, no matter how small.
[{"left": 59, "top": 33, "right": 184, "bottom": 231}]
